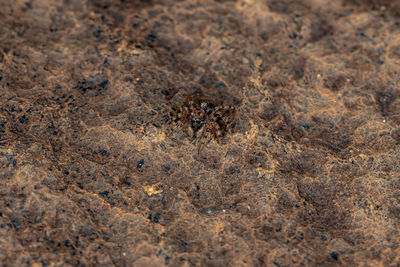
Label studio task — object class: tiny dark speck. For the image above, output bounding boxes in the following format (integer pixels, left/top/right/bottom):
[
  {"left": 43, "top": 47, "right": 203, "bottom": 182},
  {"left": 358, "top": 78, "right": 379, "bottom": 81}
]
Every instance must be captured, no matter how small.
[
  {"left": 215, "top": 82, "right": 226, "bottom": 89},
  {"left": 229, "top": 168, "right": 240, "bottom": 174},
  {"left": 94, "top": 30, "right": 103, "bottom": 39},
  {"left": 137, "top": 159, "right": 144, "bottom": 168},
  {"left": 100, "top": 80, "right": 109, "bottom": 89},
  {"left": 275, "top": 228, "right": 281, "bottom": 232},
  {"left": 99, "top": 149, "right": 109, "bottom": 156},
  {"left": 19, "top": 115, "right": 28, "bottom": 124},
  {"left": 213, "top": 65, "right": 221, "bottom": 71},
  {"left": 149, "top": 213, "right": 160, "bottom": 223},
  {"left": 330, "top": 252, "right": 339, "bottom": 260},
  {"left": 148, "top": 33, "right": 157, "bottom": 40},
  {"left": 99, "top": 190, "right": 109, "bottom": 197}
]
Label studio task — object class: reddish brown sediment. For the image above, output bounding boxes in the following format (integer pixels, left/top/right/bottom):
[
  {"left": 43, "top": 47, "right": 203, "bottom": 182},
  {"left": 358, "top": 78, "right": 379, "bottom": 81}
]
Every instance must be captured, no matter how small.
[{"left": 0, "top": 0, "right": 399, "bottom": 266}]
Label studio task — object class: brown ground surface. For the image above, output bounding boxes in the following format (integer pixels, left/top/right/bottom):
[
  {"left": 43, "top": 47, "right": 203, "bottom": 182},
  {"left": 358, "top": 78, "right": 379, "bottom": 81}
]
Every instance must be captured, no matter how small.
[{"left": 1, "top": 0, "right": 400, "bottom": 266}]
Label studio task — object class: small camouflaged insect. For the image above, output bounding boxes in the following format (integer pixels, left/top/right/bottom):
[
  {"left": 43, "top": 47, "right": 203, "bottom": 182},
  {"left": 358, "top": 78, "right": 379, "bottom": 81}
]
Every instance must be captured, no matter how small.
[{"left": 169, "top": 95, "right": 235, "bottom": 151}]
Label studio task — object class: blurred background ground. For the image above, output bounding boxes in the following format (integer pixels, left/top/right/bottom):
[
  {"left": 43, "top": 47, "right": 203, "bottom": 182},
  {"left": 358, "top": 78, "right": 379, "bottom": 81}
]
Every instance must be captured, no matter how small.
[{"left": 0, "top": 0, "right": 399, "bottom": 266}]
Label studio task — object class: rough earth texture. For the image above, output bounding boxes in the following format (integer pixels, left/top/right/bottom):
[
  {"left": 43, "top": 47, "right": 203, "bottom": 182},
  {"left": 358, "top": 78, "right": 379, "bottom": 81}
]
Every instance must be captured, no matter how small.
[{"left": 0, "top": 0, "right": 400, "bottom": 266}]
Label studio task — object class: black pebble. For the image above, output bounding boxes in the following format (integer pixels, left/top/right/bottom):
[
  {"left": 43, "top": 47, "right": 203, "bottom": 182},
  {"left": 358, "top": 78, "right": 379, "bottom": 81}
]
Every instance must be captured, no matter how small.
[
  {"left": 137, "top": 159, "right": 144, "bottom": 168},
  {"left": 330, "top": 252, "right": 339, "bottom": 260}
]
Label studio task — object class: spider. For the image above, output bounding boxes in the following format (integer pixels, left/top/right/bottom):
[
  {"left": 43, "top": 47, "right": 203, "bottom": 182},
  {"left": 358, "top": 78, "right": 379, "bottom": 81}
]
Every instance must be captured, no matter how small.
[{"left": 169, "top": 95, "right": 235, "bottom": 150}]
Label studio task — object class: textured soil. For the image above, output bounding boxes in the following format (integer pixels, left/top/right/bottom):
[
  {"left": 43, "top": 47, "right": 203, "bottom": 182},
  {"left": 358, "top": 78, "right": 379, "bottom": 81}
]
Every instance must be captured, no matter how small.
[{"left": 1, "top": 0, "right": 400, "bottom": 266}]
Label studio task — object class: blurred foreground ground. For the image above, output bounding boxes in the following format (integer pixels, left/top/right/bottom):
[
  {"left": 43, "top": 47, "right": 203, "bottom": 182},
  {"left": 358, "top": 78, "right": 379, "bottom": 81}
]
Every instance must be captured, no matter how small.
[{"left": 0, "top": 0, "right": 400, "bottom": 266}]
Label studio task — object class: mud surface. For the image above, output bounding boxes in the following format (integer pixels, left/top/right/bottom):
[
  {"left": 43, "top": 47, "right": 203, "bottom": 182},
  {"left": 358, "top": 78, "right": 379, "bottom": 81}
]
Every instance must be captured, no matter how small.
[{"left": 1, "top": 0, "right": 400, "bottom": 266}]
